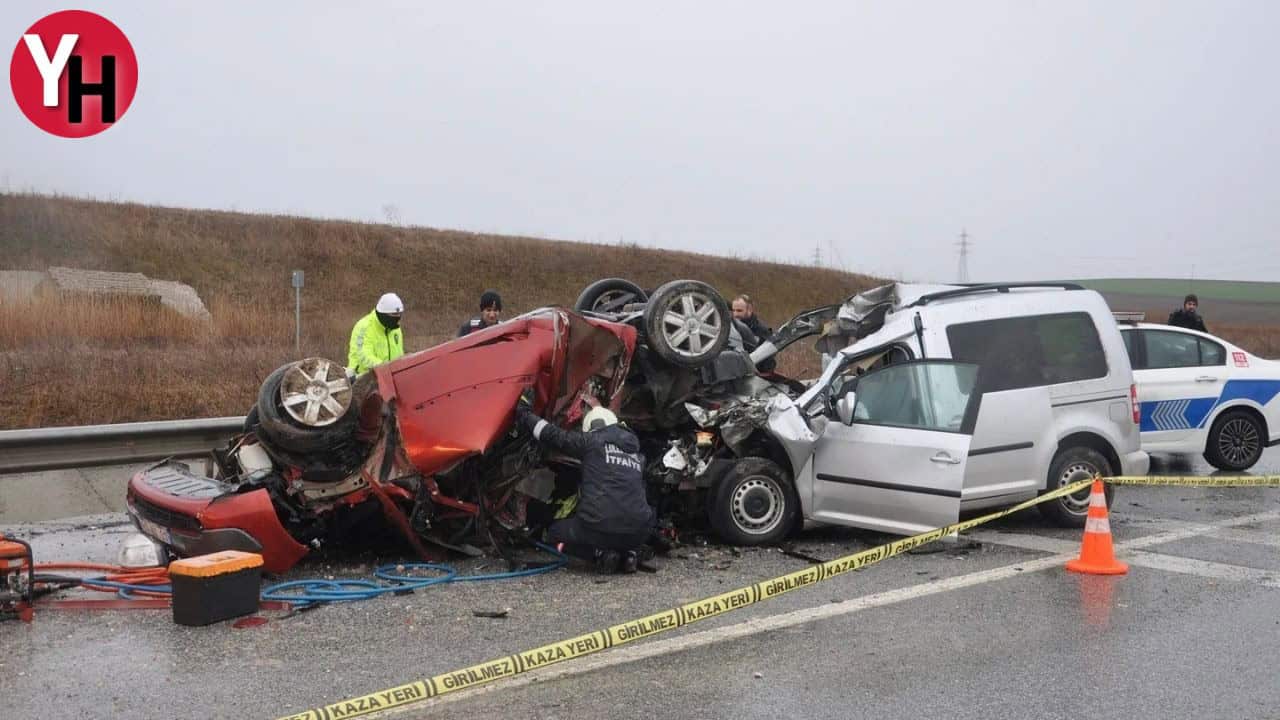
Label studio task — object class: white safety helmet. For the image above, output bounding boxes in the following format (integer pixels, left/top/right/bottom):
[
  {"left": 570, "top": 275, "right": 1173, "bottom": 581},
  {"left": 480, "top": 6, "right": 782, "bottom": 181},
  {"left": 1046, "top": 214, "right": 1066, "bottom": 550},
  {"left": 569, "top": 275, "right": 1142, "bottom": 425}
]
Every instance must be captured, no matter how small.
[
  {"left": 582, "top": 406, "right": 618, "bottom": 432},
  {"left": 376, "top": 292, "right": 404, "bottom": 315}
]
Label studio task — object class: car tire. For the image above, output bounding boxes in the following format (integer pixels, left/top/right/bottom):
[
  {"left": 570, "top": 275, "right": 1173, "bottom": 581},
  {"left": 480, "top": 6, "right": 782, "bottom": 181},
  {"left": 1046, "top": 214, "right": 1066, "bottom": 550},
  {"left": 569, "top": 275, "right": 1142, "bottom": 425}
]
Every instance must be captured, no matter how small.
[
  {"left": 573, "top": 278, "right": 648, "bottom": 314},
  {"left": 1204, "top": 409, "right": 1264, "bottom": 472},
  {"left": 643, "top": 280, "right": 731, "bottom": 368},
  {"left": 256, "top": 361, "right": 366, "bottom": 455},
  {"left": 1037, "top": 446, "right": 1115, "bottom": 528},
  {"left": 709, "top": 458, "right": 798, "bottom": 545}
]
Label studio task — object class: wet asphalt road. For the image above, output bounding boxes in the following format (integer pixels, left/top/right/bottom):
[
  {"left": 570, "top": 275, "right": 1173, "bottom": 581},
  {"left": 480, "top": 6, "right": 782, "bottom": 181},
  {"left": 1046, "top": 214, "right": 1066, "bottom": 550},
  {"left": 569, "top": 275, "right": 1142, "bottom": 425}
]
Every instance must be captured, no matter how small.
[{"left": 4, "top": 449, "right": 1279, "bottom": 720}]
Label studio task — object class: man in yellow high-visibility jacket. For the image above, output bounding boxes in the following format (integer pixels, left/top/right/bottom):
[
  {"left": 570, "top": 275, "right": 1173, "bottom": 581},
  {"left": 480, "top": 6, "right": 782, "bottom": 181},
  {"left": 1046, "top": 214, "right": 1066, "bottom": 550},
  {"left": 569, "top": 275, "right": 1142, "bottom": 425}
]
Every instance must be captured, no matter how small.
[{"left": 347, "top": 293, "right": 405, "bottom": 374}]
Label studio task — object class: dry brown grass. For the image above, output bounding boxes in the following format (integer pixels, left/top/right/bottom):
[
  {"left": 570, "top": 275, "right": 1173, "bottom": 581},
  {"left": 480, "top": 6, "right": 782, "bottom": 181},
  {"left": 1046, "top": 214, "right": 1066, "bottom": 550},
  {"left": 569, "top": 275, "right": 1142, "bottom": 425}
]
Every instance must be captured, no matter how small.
[
  {"left": 1210, "top": 324, "right": 1280, "bottom": 359},
  {"left": 5, "top": 193, "right": 1276, "bottom": 430},
  {"left": 0, "top": 296, "right": 203, "bottom": 347},
  {"left": 0, "top": 193, "right": 878, "bottom": 428}
]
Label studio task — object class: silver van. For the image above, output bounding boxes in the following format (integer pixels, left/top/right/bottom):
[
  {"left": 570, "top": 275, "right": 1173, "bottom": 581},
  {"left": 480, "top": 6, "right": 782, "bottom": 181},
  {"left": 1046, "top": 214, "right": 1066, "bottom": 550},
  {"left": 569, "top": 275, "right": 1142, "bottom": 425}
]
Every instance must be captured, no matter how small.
[{"left": 703, "top": 283, "right": 1149, "bottom": 542}]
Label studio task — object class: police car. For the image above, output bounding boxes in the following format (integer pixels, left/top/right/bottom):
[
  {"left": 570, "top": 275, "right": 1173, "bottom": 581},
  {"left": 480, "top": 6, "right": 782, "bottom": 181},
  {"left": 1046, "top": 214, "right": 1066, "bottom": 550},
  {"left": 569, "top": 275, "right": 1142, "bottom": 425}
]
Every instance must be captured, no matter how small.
[{"left": 1117, "top": 317, "right": 1280, "bottom": 471}]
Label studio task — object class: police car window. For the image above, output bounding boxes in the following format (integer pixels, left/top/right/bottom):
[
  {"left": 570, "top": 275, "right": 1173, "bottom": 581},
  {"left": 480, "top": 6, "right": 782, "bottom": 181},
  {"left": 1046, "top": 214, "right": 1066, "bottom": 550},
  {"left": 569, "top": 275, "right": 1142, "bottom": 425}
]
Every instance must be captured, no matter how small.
[
  {"left": 1120, "top": 330, "right": 1140, "bottom": 369},
  {"left": 1198, "top": 338, "right": 1226, "bottom": 366},
  {"left": 1144, "top": 330, "right": 1201, "bottom": 369},
  {"left": 945, "top": 312, "right": 1107, "bottom": 392}
]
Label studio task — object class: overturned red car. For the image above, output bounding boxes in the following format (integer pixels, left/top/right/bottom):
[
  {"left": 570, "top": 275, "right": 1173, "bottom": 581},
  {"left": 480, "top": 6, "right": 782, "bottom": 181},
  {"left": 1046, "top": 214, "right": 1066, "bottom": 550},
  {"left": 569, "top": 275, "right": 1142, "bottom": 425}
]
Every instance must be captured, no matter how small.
[{"left": 127, "top": 308, "right": 635, "bottom": 572}]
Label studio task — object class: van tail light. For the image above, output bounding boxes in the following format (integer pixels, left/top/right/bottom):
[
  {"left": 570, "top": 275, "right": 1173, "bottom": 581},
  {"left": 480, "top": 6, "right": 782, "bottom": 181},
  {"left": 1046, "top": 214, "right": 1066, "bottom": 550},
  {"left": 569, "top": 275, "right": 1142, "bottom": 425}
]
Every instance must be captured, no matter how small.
[{"left": 1130, "top": 384, "right": 1141, "bottom": 425}]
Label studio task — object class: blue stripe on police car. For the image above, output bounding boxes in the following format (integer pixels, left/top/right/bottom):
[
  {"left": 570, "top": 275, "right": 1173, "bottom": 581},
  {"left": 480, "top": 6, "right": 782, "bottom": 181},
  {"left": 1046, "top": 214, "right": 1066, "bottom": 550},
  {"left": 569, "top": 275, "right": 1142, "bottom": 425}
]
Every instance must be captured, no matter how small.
[
  {"left": 1138, "top": 379, "right": 1280, "bottom": 433},
  {"left": 1140, "top": 397, "right": 1216, "bottom": 432}
]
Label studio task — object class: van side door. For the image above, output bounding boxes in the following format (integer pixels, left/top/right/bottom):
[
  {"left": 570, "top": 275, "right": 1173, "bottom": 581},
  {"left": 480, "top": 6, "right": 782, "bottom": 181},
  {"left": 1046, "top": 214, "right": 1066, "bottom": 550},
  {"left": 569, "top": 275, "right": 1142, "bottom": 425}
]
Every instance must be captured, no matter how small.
[{"left": 962, "top": 386, "right": 1054, "bottom": 505}]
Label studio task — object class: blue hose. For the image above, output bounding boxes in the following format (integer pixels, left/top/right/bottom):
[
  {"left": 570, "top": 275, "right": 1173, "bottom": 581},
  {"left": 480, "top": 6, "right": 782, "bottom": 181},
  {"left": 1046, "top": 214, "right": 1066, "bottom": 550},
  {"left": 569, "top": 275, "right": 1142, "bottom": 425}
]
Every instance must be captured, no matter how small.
[
  {"left": 78, "top": 578, "right": 172, "bottom": 596},
  {"left": 77, "top": 544, "right": 568, "bottom": 607},
  {"left": 260, "top": 542, "right": 568, "bottom": 606}
]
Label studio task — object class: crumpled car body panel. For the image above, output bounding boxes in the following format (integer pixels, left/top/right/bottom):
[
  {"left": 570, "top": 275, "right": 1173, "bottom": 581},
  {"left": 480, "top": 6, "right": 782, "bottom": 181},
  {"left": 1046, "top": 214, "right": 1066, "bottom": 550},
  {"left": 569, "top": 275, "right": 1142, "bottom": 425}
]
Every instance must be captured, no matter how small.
[{"left": 375, "top": 309, "right": 635, "bottom": 478}]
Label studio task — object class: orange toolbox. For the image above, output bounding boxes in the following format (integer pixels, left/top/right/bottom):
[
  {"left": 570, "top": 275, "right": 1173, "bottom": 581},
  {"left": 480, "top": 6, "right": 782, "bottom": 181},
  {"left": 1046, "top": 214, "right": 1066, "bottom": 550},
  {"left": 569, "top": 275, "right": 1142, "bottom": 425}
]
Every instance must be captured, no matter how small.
[
  {"left": 168, "top": 551, "right": 263, "bottom": 626},
  {"left": 0, "top": 535, "right": 35, "bottom": 622}
]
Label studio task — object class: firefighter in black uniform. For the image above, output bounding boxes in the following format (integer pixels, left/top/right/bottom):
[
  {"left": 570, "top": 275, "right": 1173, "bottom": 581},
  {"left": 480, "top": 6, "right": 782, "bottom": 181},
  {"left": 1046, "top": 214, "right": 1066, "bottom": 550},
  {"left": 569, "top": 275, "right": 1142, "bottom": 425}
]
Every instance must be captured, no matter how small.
[
  {"left": 516, "top": 393, "right": 654, "bottom": 573},
  {"left": 1168, "top": 294, "right": 1208, "bottom": 332},
  {"left": 458, "top": 289, "right": 503, "bottom": 337}
]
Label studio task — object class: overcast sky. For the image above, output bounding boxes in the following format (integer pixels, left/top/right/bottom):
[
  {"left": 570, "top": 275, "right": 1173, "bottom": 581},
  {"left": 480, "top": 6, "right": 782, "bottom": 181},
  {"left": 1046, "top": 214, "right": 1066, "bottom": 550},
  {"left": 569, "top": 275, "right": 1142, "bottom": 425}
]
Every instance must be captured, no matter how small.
[{"left": 4, "top": 1, "right": 1278, "bottom": 282}]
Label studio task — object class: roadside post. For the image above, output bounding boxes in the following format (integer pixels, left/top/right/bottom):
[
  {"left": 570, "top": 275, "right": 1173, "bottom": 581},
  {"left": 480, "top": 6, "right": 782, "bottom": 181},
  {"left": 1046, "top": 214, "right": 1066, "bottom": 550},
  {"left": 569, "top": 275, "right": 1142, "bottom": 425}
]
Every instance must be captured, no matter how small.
[{"left": 291, "top": 270, "right": 304, "bottom": 353}]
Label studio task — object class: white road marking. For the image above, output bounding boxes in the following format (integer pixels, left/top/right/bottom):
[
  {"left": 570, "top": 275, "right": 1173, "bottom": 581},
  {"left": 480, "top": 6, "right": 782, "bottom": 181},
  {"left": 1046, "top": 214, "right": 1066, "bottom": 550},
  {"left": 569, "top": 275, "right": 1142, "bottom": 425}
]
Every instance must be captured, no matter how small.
[
  {"left": 973, "top": 509, "right": 1280, "bottom": 588},
  {"left": 1124, "top": 551, "right": 1280, "bottom": 588},
  {"left": 365, "top": 508, "right": 1280, "bottom": 718},
  {"left": 1205, "top": 527, "right": 1280, "bottom": 550},
  {"left": 968, "top": 531, "right": 1077, "bottom": 554}
]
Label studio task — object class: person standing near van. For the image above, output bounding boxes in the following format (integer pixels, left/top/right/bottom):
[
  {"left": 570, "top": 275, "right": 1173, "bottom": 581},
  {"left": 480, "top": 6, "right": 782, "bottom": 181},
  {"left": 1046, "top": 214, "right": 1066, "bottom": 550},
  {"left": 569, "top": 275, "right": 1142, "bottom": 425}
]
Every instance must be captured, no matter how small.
[
  {"left": 459, "top": 289, "right": 503, "bottom": 337},
  {"left": 1168, "top": 294, "right": 1208, "bottom": 332},
  {"left": 732, "top": 294, "right": 776, "bottom": 372}
]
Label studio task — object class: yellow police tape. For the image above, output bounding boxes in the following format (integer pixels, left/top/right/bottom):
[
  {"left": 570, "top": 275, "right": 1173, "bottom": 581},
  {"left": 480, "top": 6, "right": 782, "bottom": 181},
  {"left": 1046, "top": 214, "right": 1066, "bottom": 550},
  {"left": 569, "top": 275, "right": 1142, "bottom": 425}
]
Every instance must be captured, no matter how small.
[
  {"left": 276, "top": 474, "right": 1280, "bottom": 720},
  {"left": 1108, "top": 475, "right": 1280, "bottom": 487}
]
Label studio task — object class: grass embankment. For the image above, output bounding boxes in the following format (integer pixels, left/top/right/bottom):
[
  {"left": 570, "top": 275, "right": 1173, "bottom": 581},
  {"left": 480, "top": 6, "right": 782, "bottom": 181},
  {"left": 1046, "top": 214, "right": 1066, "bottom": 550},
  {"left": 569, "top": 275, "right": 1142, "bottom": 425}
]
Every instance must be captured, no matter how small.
[
  {"left": 1079, "top": 278, "right": 1280, "bottom": 304},
  {"left": 0, "top": 193, "right": 878, "bottom": 429}
]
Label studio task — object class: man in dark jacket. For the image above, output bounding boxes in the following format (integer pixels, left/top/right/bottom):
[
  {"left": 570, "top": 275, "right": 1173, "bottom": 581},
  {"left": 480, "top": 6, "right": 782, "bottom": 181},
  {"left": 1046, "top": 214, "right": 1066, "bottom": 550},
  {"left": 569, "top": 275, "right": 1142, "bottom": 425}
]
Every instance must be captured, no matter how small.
[
  {"left": 516, "top": 394, "right": 654, "bottom": 573},
  {"left": 1168, "top": 294, "right": 1208, "bottom": 332},
  {"left": 732, "top": 294, "right": 776, "bottom": 372},
  {"left": 458, "top": 289, "right": 503, "bottom": 337}
]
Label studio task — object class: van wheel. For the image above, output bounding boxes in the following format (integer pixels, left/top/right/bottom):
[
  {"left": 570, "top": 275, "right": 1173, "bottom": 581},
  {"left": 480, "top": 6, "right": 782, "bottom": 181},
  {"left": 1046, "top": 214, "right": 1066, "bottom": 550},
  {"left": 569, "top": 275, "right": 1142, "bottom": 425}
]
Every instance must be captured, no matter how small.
[
  {"left": 1037, "top": 446, "right": 1114, "bottom": 528},
  {"left": 1204, "top": 410, "right": 1264, "bottom": 472},
  {"left": 709, "top": 458, "right": 798, "bottom": 545}
]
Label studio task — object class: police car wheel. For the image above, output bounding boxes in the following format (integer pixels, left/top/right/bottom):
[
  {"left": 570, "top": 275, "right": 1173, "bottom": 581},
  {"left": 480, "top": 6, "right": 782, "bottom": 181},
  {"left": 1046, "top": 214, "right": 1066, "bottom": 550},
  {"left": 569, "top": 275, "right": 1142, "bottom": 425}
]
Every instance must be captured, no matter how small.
[
  {"left": 709, "top": 458, "right": 797, "bottom": 546},
  {"left": 1205, "top": 410, "right": 1264, "bottom": 472},
  {"left": 1038, "top": 446, "right": 1114, "bottom": 528}
]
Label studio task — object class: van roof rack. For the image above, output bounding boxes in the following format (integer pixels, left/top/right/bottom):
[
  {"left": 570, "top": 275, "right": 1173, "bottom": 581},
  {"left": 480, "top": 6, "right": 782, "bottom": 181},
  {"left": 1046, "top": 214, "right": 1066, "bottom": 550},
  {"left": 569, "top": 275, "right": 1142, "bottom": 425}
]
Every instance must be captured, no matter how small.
[{"left": 905, "top": 282, "right": 1085, "bottom": 308}]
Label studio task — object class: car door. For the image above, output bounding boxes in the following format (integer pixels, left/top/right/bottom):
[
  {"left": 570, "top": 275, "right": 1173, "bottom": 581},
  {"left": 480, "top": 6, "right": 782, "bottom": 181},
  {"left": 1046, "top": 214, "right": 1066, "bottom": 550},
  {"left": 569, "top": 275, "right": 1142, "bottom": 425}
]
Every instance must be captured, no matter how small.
[
  {"left": 962, "top": 386, "right": 1054, "bottom": 506},
  {"left": 1134, "top": 329, "right": 1227, "bottom": 447},
  {"left": 810, "top": 360, "right": 980, "bottom": 535}
]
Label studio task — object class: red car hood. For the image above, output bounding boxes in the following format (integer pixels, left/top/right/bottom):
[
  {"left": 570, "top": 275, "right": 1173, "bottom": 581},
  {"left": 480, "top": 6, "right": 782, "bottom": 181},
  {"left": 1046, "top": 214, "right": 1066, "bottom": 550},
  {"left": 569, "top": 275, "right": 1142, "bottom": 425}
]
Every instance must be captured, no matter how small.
[{"left": 373, "top": 308, "right": 635, "bottom": 477}]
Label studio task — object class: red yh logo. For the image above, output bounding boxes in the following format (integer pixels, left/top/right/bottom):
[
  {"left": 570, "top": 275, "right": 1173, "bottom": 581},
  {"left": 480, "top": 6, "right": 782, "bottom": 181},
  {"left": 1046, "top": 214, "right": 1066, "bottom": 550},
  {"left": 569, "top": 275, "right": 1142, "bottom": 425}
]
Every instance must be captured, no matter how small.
[{"left": 9, "top": 10, "right": 138, "bottom": 138}]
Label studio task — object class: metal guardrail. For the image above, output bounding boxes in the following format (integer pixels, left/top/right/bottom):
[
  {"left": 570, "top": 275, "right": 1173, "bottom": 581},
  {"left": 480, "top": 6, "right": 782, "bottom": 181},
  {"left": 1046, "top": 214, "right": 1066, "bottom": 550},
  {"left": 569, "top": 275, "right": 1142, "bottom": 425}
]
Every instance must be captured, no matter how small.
[{"left": 0, "top": 417, "right": 245, "bottom": 475}]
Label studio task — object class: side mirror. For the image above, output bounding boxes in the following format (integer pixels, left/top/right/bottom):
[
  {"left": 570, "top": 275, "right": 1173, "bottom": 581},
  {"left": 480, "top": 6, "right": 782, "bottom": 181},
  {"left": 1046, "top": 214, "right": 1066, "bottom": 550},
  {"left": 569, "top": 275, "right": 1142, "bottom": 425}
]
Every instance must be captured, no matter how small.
[{"left": 836, "top": 391, "right": 856, "bottom": 425}]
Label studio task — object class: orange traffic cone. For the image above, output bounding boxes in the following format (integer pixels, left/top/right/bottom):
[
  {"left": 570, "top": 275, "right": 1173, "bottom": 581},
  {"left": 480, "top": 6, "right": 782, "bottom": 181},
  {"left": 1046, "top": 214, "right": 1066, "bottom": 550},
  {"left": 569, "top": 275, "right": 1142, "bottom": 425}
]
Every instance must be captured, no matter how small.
[{"left": 1065, "top": 480, "right": 1128, "bottom": 575}]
